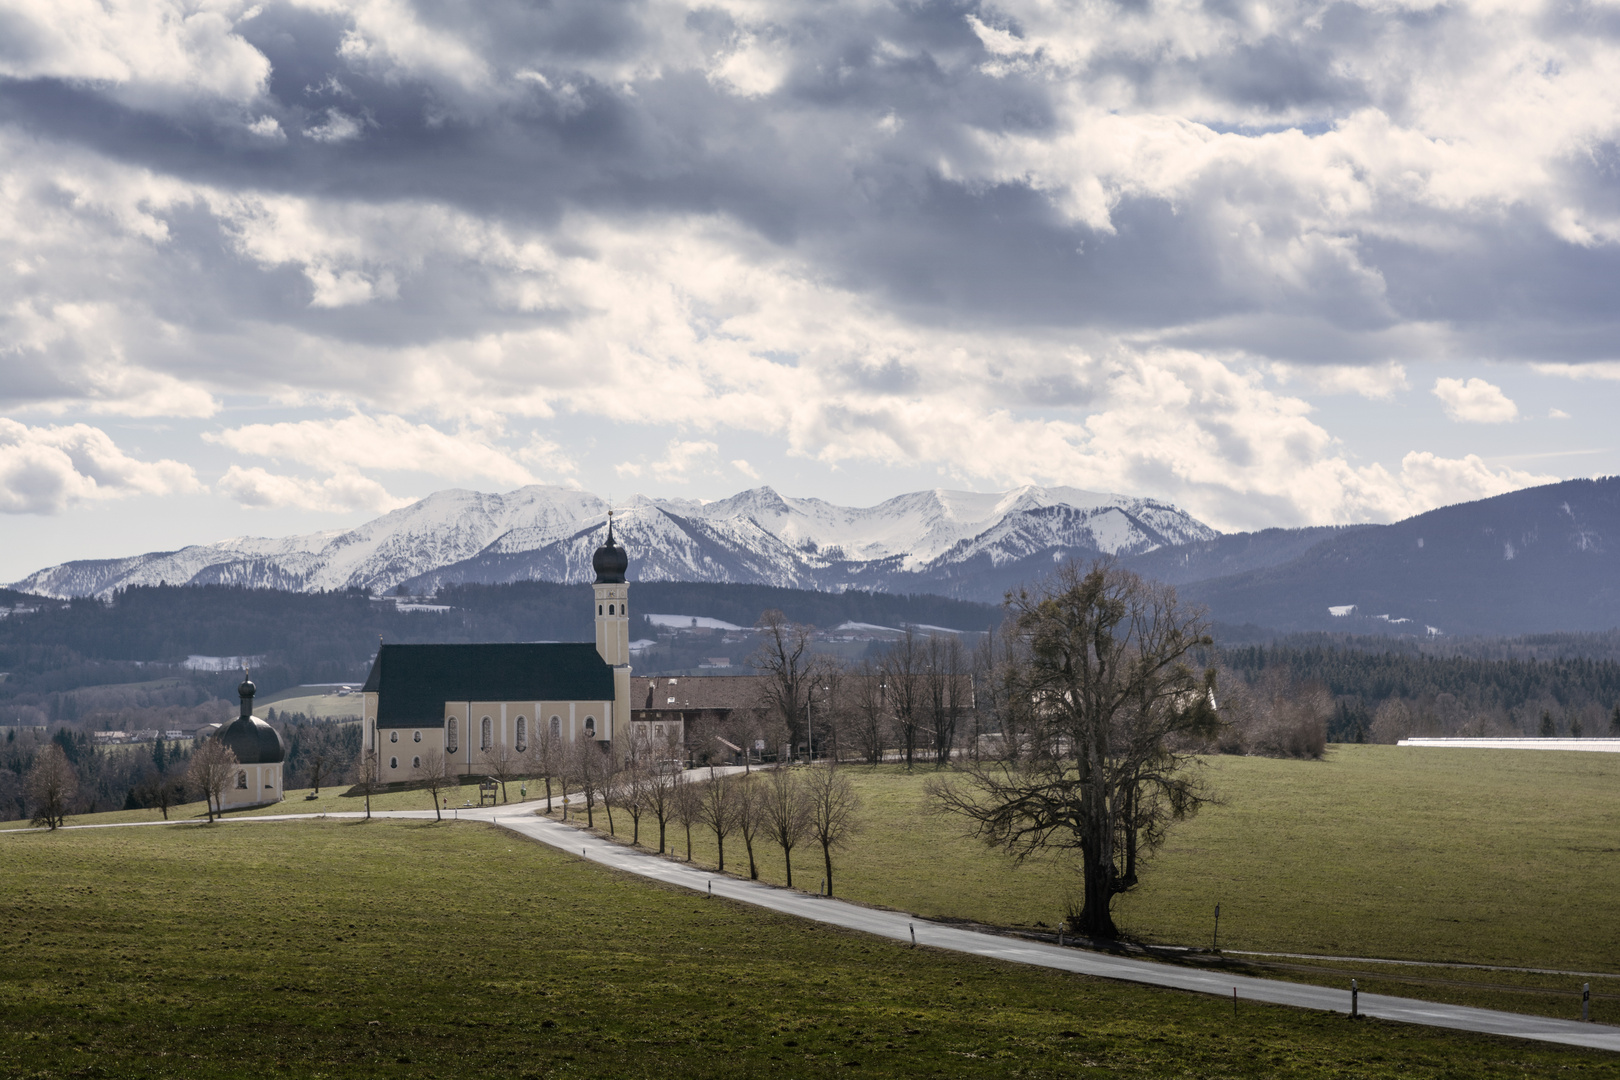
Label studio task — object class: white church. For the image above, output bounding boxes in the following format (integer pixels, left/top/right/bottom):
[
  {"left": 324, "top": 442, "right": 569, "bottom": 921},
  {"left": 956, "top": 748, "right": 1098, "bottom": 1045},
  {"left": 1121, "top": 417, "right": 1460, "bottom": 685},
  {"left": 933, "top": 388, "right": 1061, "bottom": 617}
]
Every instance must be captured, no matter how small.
[{"left": 358, "top": 517, "right": 676, "bottom": 777}]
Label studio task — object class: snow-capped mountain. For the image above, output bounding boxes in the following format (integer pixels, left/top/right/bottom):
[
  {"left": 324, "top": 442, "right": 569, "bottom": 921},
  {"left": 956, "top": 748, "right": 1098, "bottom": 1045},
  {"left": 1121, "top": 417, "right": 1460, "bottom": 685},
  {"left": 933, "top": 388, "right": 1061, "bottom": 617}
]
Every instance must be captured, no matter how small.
[{"left": 11, "top": 484, "right": 1218, "bottom": 602}]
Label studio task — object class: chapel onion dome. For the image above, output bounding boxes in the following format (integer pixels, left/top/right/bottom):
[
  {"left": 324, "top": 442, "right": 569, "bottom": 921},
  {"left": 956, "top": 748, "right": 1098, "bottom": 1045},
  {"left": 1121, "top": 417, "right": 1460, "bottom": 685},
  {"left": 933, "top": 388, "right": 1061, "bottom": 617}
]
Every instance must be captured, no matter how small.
[
  {"left": 217, "top": 676, "right": 285, "bottom": 765},
  {"left": 592, "top": 518, "right": 628, "bottom": 584}
]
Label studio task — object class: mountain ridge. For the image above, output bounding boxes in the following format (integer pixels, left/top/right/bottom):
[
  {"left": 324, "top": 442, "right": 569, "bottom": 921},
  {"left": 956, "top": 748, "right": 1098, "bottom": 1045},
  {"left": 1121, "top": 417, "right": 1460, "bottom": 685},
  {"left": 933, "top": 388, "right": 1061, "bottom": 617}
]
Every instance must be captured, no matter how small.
[{"left": 11, "top": 483, "right": 1217, "bottom": 602}]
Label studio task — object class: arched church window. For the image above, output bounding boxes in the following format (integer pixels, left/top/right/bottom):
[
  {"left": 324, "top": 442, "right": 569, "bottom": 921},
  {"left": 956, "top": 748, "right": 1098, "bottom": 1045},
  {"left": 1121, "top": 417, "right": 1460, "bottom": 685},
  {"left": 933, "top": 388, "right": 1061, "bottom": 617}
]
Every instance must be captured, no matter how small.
[
  {"left": 390, "top": 731, "right": 398, "bottom": 743},
  {"left": 481, "top": 716, "right": 492, "bottom": 750},
  {"left": 516, "top": 718, "right": 527, "bottom": 753},
  {"left": 550, "top": 715, "right": 560, "bottom": 739},
  {"left": 412, "top": 756, "right": 421, "bottom": 769},
  {"left": 447, "top": 718, "right": 458, "bottom": 753},
  {"left": 389, "top": 757, "right": 398, "bottom": 770},
  {"left": 584, "top": 716, "right": 596, "bottom": 739},
  {"left": 608, "top": 603, "right": 614, "bottom": 614},
  {"left": 236, "top": 770, "right": 247, "bottom": 789},
  {"left": 413, "top": 730, "right": 421, "bottom": 743}
]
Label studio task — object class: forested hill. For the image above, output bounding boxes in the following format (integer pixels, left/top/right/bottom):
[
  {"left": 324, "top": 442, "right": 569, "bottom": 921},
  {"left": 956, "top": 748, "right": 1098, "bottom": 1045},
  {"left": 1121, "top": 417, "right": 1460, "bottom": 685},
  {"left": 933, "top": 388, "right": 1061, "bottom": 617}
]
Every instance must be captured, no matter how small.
[{"left": 0, "top": 582, "right": 999, "bottom": 707}]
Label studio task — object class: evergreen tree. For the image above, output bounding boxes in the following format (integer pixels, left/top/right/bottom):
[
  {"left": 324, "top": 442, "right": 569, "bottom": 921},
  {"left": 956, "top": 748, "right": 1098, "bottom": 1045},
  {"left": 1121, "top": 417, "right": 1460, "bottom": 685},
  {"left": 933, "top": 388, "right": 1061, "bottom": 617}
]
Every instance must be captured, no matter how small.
[
  {"left": 151, "top": 737, "right": 166, "bottom": 773},
  {"left": 1540, "top": 710, "right": 1556, "bottom": 737}
]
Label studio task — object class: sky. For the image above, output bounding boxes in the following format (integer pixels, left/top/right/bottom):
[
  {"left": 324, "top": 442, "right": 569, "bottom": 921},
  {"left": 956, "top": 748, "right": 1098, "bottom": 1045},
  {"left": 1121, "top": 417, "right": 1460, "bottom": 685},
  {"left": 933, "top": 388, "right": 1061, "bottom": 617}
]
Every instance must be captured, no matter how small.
[{"left": 2, "top": 0, "right": 1619, "bottom": 584}]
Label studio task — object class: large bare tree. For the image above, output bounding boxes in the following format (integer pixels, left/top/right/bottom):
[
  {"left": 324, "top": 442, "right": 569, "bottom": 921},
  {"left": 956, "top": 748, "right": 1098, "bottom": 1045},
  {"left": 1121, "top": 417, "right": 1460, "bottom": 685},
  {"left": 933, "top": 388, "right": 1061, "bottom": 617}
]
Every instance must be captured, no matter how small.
[
  {"left": 187, "top": 737, "right": 238, "bottom": 823},
  {"left": 26, "top": 744, "right": 78, "bottom": 829},
  {"left": 750, "top": 609, "right": 818, "bottom": 753},
  {"left": 803, "top": 762, "right": 860, "bottom": 896},
  {"left": 929, "top": 561, "right": 1221, "bottom": 939}
]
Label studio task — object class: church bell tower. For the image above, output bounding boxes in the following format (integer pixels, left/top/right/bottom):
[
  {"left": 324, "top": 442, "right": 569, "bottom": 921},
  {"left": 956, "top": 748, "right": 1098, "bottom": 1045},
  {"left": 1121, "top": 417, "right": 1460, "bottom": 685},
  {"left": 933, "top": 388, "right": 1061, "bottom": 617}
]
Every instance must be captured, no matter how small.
[{"left": 592, "top": 512, "right": 630, "bottom": 667}]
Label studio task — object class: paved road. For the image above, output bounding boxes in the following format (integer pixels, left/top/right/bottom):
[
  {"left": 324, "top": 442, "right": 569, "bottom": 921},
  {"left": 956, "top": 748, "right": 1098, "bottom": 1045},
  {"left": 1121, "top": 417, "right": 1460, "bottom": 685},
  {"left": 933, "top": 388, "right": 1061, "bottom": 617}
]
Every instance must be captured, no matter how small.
[{"left": 10, "top": 799, "right": 1619, "bottom": 1053}]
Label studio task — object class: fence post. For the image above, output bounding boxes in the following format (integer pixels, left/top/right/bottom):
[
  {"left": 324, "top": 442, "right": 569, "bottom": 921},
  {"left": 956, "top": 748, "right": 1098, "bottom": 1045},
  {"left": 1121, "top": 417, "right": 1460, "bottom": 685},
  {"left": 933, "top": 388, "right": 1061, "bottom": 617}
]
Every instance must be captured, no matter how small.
[
  {"left": 1351, "top": 979, "right": 1358, "bottom": 1019},
  {"left": 1584, "top": 983, "right": 1591, "bottom": 1022}
]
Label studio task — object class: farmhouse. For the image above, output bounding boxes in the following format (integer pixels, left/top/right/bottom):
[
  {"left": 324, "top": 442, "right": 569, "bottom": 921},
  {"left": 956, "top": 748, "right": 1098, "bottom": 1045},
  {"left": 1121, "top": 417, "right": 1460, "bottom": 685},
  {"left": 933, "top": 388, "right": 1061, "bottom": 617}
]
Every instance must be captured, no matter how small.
[{"left": 359, "top": 518, "right": 682, "bottom": 777}]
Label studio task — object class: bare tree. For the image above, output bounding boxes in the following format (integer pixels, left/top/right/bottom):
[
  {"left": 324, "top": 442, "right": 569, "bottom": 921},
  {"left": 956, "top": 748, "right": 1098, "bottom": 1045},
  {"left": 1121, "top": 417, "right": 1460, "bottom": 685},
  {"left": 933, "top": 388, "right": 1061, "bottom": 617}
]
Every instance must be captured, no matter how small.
[
  {"left": 414, "top": 749, "right": 455, "bottom": 822},
  {"left": 732, "top": 773, "right": 765, "bottom": 879},
  {"left": 925, "top": 634, "right": 969, "bottom": 767},
  {"left": 882, "top": 629, "right": 925, "bottom": 768},
  {"left": 601, "top": 760, "right": 621, "bottom": 836},
  {"left": 133, "top": 766, "right": 184, "bottom": 821},
  {"left": 26, "top": 744, "right": 78, "bottom": 829},
  {"left": 751, "top": 609, "right": 818, "bottom": 753},
  {"left": 617, "top": 762, "right": 649, "bottom": 845},
  {"left": 696, "top": 772, "right": 741, "bottom": 872},
  {"left": 574, "top": 741, "right": 607, "bottom": 829},
  {"left": 350, "top": 749, "right": 382, "bottom": 821},
  {"left": 850, "top": 660, "right": 890, "bottom": 765},
  {"left": 803, "top": 762, "right": 860, "bottom": 896},
  {"left": 483, "top": 741, "right": 522, "bottom": 802},
  {"left": 554, "top": 741, "right": 577, "bottom": 821},
  {"left": 531, "top": 727, "right": 557, "bottom": 810},
  {"left": 928, "top": 561, "right": 1221, "bottom": 939},
  {"left": 762, "top": 767, "right": 812, "bottom": 887},
  {"left": 646, "top": 763, "right": 677, "bottom": 853},
  {"left": 672, "top": 770, "right": 701, "bottom": 861},
  {"left": 187, "top": 737, "right": 238, "bottom": 823},
  {"left": 307, "top": 746, "right": 331, "bottom": 796}
]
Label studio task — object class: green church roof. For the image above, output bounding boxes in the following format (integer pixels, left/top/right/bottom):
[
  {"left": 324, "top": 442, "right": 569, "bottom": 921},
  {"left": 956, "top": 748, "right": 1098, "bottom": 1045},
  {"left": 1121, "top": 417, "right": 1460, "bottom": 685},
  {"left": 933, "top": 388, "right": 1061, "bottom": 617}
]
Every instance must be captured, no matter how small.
[{"left": 363, "top": 643, "right": 615, "bottom": 727}]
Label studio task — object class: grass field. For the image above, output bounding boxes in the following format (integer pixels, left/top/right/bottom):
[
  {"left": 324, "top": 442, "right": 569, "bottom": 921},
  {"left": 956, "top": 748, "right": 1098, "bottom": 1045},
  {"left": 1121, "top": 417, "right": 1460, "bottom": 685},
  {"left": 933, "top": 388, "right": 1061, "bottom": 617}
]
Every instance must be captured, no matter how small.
[
  {"left": 7, "top": 744, "right": 1618, "bottom": 1023},
  {"left": 580, "top": 747, "right": 1620, "bottom": 1021},
  {"left": 0, "top": 820, "right": 1610, "bottom": 1078},
  {"left": 253, "top": 687, "right": 363, "bottom": 720}
]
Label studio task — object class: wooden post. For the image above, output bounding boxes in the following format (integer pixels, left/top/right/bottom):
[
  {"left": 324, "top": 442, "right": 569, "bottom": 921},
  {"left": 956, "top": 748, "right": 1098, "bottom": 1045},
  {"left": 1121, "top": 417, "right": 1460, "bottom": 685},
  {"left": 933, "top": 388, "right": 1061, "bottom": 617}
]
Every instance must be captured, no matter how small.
[
  {"left": 1351, "top": 979, "right": 1358, "bottom": 1019},
  {"left": 1583, "top": 983, "right": 1591, "bottom": 1022},
  {"left": 1213, "top": 903, "right": 1221, "bottom": 951}
]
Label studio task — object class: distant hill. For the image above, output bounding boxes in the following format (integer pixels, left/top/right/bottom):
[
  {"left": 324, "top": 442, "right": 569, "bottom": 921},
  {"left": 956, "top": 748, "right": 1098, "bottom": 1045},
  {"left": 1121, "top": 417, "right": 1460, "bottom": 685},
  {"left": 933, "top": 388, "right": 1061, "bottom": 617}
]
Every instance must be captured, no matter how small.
[{"left": 1177, "top": 477, "right": 1620, "bottom": 635}]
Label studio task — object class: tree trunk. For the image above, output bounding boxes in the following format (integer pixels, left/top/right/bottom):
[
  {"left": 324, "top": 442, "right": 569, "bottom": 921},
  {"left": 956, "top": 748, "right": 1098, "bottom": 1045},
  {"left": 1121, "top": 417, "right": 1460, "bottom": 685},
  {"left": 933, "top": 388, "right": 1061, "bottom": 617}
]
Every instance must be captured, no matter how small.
[
  {"left": 783, "top": 848, "right": 793, "bottom": 889},
  {"left": 822, "top": 840, "right": 834, "bottom": 896}
]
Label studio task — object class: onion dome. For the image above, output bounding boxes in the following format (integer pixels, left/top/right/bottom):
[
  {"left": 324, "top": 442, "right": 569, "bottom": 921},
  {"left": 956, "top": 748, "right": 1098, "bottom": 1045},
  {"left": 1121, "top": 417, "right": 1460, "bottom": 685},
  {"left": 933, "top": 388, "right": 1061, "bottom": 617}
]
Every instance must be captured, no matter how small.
[
  {"left": 592, "top": 515, "right": 628, "bottom": 584},
  {"left": 216, "top": 675, "right": 285, "bottom": 765},
  {"left": 217, "top": 714, "right": 285, "bottom": 765}
]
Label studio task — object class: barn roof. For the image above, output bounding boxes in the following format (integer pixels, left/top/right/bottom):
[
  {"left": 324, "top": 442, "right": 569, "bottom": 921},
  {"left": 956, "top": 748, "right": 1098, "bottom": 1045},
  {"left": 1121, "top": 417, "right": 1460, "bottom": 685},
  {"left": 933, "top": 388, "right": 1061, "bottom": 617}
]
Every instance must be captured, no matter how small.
[{"left": 363, "top": 643, "right": 615, "bottom": 727}]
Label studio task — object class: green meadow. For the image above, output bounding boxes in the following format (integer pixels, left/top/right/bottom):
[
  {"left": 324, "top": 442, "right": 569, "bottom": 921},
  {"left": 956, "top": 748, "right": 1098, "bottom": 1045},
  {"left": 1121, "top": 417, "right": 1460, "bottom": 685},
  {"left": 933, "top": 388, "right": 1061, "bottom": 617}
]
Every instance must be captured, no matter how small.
[
  {"left": 584, "top": 747, "right": 1620, "bottom": 1020},
  {"left": 7, "top": 744, "right": 1617, "bottom": 1024},
  {"left": 0, "top": 819, "right": 1610, "bottom": 1078}
]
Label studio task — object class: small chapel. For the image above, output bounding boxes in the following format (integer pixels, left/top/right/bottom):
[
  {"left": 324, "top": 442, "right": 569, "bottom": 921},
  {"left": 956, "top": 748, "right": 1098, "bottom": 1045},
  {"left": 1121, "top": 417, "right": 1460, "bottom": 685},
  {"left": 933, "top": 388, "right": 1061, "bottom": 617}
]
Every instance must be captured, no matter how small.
[
  {"left": 359, "top": 517, "right": 675, "bottom": 778},
  {"left": 216, "top": 676, "right": 286, "bottom": 808}
]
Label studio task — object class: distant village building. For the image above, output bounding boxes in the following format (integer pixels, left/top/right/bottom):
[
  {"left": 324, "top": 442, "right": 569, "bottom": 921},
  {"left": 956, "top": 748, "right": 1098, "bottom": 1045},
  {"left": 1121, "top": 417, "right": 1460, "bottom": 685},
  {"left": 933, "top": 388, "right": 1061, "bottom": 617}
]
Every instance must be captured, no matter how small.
[
  {"left": 360, "top": 517, "right": 680, "bottom": 775},
  {"left": 215, "top": 676, "right": 286, "bottom": 808}
]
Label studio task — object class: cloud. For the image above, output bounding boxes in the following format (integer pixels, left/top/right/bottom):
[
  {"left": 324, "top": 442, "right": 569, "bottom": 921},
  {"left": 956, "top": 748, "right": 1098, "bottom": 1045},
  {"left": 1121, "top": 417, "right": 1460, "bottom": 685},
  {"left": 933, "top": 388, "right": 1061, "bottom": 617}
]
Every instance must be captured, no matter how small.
[
  {"left": 618, "top": 439, "right": 722, "bottom": 485},
  {"left": 216, "top": 464, "right": 412, "bottom": 513},
  {"left": 203, "top": 414, "right": 538, "bottom": 485},
  {"left": 1267, "top": 362, "right": 1408, "bottom": 400},
  {"left": 0, "top": 418, "right": 200, "bottom": 514},
  {"left": 1386, "top": 452, "right": 1557, "bottom": 517},
  {"left": 1549, "top": 407, "right": 1570, "bottom": 420},
  {"left": 1432, "top": 378, "right": 1519, "bottom": 423},
  {"left": 0, "top": 0, "right": 1615, "bottom": 533},
  {"left": 731, "top": 458, "right": 760, "bottom": 479}
]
